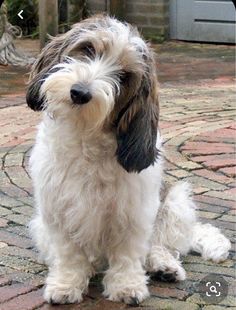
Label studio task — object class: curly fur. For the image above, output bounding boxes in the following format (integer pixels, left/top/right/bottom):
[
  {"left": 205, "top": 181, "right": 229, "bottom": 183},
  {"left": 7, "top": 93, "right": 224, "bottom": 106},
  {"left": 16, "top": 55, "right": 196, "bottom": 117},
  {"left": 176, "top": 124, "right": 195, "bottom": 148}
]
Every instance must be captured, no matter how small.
[{"left": 27, "top": 15, "right": 231, "bottom": 306}]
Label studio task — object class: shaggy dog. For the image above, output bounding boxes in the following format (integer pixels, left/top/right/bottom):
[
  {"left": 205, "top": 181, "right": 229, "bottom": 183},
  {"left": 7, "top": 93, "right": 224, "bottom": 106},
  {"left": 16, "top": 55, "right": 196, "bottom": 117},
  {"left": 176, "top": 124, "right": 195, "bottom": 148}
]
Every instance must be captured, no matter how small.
[{"left": 26, "top": 15, "right": 231, "bottom": 305}]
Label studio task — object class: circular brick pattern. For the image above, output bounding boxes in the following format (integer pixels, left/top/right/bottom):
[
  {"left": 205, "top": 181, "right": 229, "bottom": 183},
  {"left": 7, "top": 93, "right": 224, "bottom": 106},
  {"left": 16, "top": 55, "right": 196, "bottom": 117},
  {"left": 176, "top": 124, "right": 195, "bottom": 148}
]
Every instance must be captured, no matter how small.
[{"left": 0, "top": 41, "right": 235, "bottom": 309}]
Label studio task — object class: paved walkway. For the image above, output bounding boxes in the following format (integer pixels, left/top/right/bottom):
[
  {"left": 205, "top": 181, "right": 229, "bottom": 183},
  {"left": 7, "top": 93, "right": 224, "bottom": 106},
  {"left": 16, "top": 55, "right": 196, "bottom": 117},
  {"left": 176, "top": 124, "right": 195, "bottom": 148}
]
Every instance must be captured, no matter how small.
[{"left": 0, "top": 40, "right": 235, "bottom": 310}]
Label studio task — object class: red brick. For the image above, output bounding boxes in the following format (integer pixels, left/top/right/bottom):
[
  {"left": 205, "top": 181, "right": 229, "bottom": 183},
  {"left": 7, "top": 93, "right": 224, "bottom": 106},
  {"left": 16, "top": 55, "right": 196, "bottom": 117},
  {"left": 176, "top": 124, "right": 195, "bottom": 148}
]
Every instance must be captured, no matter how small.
[
  {"left": 0, "top": 288, "right": 45, "bottom": 310},
  {"left": 194, "top": 195, "right": 235, "bottom": 209},
  {"left": 219, "top": 166, "right": 236, "bottom": 177},
  {"left": 0, "top": 283, "right": 37, "bottom": 303},
  {"left": 229, "top": 124, "right": 236, "bottom": 130},
  {"left": 211, "top": 128, "right": 235, "bottom": 137},
  {"left": 0, "top": 230, "right": 32, "bottom": 249},
  {"left": 1, "top": 185, "right": 29, "bottom": 198},
  {"left": 160, "top": 121, "right": 175, "bottom": 129},
  {"left": 191, "top": 154, "right": 232, "bottom": 163},
  {"left": 222, "top": 187, "right": 236, "bottom": 196},
  {"left": 0, "top": 272, "right": 44, "bottom": 287},
  {"left": 204, "top": 158, "right": 236, "bottom": 170},
  {"left": 150, "top": 286, "right": 188, "bottom": 300},
  {"left": 193, "top": 135, "right": 235, "bottom": 143},
  {"left": 193, "top": 168, "right": 233, "bottom": 183},
  {"left": 38, "top": 304, "right": 83, "bottom": 310},
  {"left": 196, "top": 202, "right": 228, "bottom": 213},
  {"left": 181, "top": 142, "right": 235, "bottom": 155},
  {"left": 87, "top": 299, "right": 126, "bottom": 310},
  {"left": 203, "top": 218, "right": 236, "bottom": 230},
  {"left": 0, "top": 276, "right": 12, "bottom": 287},
  {"left": 0, "top": 218, "right": 8, "bottom": 228}
]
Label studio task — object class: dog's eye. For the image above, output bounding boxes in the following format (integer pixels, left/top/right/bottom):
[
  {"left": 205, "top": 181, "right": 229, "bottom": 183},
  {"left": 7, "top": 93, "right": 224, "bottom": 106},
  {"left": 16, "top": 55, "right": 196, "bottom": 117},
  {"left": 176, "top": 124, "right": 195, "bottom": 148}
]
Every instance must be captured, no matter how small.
[
  {"left": 119, "top": 72, "right": 132, "bottom": 85},
  {"left": 80, "top": 42, "right": 96, "bottom": 57}
]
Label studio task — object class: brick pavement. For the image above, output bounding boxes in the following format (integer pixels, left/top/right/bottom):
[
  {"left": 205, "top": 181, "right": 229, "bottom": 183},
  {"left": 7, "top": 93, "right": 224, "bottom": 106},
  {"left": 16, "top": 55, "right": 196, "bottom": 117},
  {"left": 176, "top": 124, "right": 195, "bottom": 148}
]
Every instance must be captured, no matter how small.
[{"left": 0, "top": 40, "right": 235, "bottom": 309}]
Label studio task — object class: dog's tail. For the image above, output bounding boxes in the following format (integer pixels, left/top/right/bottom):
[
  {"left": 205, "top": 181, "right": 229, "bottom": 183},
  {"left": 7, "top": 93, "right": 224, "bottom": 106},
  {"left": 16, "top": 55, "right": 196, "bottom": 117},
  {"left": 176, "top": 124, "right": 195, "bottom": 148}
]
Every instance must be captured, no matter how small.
[{"left": 154, "top": 182, "right": 231, "bottom": 262}]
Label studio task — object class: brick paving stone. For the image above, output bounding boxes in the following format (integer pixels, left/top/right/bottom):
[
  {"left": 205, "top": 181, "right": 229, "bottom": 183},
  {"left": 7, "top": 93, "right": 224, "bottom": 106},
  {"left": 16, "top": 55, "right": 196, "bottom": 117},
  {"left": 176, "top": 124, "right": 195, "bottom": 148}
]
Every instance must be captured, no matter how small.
[
  {"left": 0, "top": 219, "right": 8, "bottom": 228},
  {"left": 205, "top": 190, "right": 236, "bottom": 202},
  {"left": 0, "top": 206, "right": 12, "bottom": 216},
  {"left": 199, "top": 217, "right": 235, "bottom": 232},
  {"left": 0, "top": 283, "right": 39, "bottom": 303},
  {"left": 203, "top": 306, "right": 236, "bottom": 310},
  {"left": 149, "top": 286, "right": 189, "bottom": 300},
  {"left": 183, "top": 176, "right": 228, "bottom": 191},
  {"left": 193, "top": 187, "right": 210, "bottom": 194},
  {"left": 219, "top": 214, "right": 236, "bottom": 223},
  {"left": 6, "top": 225, "right": 30, "bottom": 238},
  {"left": 17, "top": 196, "right": 34, "bottom": 206},
  {"left": 184, "top": 264, "right": 235, "bottom": 278},
  {"left": 0, "top": 230, "right": 32, "bottom": 248},
  {"left": 0, "top": 242, "right": 8, "bottom": 248},
  {"left": 5, "top": 214, "right": 30, "bottom": 226},
  {"left": 5, "top": 166, "right": 31, "bottom": 189},
  {"left": 4, "top": 153, "right": 24, "bottom": 167},
  {"left": 187, "top": 294, "right": 236, "bottom": 307},
  {"left": 0, "top": 40, "right": 235, "bottom": 310},
  {"left": 0, "top": 193, "right": 23, "bottom": 208},
  {"left": 1, "top": 184, "right": 29, "bottom": 199},
  {"left": 196, "top": 202, "right": 228, "bottom": 214},
  {"left": 0, "top": 271, "right": 44, "bottom": 286},
  {"left": 12, "top": 205, "right": 33, "bottom": 217},
  {"left": 193, "top": 169, "right": 233, "bottom": 184},
  {"left": 194, "top": 196, "right": 236, "bottom": 209},
  {"left": 183, "top": 255, "right": 234, "bottom": 267},
  {"left": 1, "top": 245, "right": 37, "bottom": 260},
  {"left": 177, "top": 161, "right": 203, "bottom": 170},
  {"left": 143, "top": 297, "right": 200, "bottom": 310},
  {"left": 0, "top": 288, "right": 45, "bottom": 310},
  {"left": 166, "top": 169, "right": 193, "bottom": 178},
  {"left": 0, "top": 254, "right": 46, "bottom": 273},
  {"left": 181, "top": 142, "right": 235, "bottom": 155},
  {"left": 203, "top": 158, "right": 236, "bottom": 171},
  {"left": 219, "top": 166, "right": 236, "bottom": 177},
  {"left": 197, "top": 210, "right": 219, "bottom": 219},
  {"left": 0, "top": 276, "right": 12, "bottom": 287}
]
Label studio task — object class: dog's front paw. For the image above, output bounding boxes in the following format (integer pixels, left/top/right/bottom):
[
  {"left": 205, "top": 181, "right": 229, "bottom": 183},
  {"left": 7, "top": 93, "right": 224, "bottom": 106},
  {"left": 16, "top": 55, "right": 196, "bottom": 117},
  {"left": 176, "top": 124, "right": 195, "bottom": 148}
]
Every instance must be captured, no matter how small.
[
  {"left": 105, "top": 284, "right": 149, "bottom": 306},
  {"left": 103, "top": 270, "right": 149, "bottom": 306},
  {"left": 44, "top": 284, "right": 83, "bottom": 304}
]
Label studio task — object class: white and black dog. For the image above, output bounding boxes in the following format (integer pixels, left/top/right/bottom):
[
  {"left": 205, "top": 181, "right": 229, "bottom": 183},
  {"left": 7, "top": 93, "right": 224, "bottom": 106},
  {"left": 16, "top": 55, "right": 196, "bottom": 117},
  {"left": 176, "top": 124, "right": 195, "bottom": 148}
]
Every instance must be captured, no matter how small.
[{"left": 26, "top": 15, "right": 230, "bottom": 305}]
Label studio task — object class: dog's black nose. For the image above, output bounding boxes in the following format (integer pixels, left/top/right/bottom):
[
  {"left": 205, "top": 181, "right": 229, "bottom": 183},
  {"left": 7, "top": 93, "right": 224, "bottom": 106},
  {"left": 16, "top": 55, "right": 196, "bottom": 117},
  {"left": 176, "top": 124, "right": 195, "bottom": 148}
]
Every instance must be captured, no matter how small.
[{"left": 70, "top": 84, "right": 92, "bottom": 105}]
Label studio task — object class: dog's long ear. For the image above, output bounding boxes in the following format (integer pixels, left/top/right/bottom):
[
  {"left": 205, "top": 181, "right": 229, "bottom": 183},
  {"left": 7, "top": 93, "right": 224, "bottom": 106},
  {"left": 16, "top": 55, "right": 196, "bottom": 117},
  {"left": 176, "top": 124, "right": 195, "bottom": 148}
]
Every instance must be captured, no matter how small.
[
  {"left": 26, "top": 36, "right": 66, "bottom": 111},
  {"left": 116, "top": 54, "right": 159, "bottom": 173}
]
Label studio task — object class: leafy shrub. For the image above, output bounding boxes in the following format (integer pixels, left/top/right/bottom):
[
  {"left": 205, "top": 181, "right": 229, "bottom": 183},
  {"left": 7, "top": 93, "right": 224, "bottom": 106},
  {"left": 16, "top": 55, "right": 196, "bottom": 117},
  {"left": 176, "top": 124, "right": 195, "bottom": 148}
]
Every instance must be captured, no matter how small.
[{"left": 6, "top": 0, "right": 38, "bottom": 36}]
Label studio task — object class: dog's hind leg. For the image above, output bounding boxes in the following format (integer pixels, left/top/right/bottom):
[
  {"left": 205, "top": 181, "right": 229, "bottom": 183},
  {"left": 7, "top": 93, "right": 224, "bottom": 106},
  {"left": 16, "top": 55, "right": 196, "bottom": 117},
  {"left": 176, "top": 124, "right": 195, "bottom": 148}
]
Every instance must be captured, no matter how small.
[
  {"left": 190, "top": 222, "right": 231, "bottom": 263},
  {"left": 146, "top": 182, "right": 196, "bottom": 281},
  {"left": 149, "top": 181, "right": 230, "bottom": 273}
]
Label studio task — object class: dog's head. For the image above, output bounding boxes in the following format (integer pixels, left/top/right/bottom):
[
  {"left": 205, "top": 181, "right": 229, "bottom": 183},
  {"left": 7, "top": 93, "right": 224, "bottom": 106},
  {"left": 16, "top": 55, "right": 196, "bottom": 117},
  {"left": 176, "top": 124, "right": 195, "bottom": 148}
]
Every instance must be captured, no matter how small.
[{"left": 26, "top": 15, "right": 159, "bottom": 173}]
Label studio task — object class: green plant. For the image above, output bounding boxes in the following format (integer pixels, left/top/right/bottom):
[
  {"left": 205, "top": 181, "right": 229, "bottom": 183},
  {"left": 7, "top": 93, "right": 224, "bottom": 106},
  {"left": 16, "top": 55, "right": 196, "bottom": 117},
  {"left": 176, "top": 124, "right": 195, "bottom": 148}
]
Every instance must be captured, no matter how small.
[{"left": 6, "top": 0, "right": 38, "bottom": 36}]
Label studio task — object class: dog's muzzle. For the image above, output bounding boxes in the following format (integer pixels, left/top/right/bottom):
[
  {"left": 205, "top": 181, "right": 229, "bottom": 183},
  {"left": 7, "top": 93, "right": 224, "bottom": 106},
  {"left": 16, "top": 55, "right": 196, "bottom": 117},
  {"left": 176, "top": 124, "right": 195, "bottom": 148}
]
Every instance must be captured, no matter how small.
[{"left": 70, "top": 84, "right": 92, "bottom": 105}]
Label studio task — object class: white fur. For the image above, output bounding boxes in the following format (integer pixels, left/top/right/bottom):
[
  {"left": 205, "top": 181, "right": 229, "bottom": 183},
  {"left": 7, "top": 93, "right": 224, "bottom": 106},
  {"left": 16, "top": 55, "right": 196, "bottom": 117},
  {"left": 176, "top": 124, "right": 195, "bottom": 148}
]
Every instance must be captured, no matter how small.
[
  {"left": 30, "top": 112, "right": 163, "bottom": 303},
  {"left": 190, "top": 222, "right": 231, "bottom": 263},
  {"left": 29, "top": 17, "right": 230, "bottom": 305}
]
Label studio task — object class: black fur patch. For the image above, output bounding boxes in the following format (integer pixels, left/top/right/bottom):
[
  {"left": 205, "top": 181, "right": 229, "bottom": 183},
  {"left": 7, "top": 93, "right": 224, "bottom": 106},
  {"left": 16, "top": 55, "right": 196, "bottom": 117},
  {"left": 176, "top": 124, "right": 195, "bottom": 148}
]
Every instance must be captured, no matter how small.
[
  {"left": 26, "top": 67, "right": 62, "bottom": 111},
  {"left": 116, "top": 104, "right": 159, "bottom": 173},
  {"left": 26, "top": 77, "right": 45, "bottom": 111}
]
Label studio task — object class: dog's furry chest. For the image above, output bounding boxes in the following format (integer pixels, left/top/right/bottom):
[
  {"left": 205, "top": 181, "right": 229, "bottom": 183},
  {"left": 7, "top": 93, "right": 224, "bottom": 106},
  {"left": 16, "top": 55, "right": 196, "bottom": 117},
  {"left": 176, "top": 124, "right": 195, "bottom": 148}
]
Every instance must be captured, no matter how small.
[{"left": 31, "top": 119, "right": 156, "bottom": 257}]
